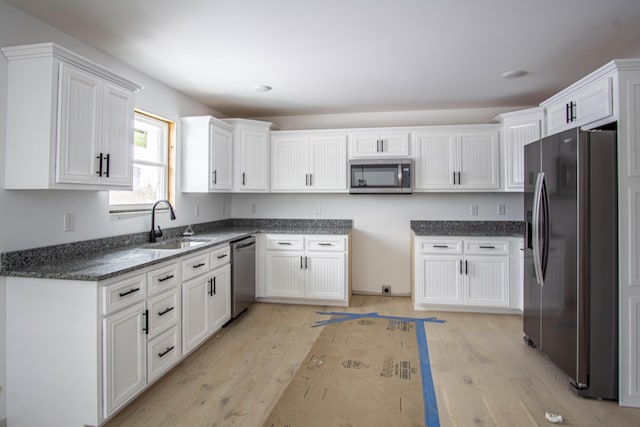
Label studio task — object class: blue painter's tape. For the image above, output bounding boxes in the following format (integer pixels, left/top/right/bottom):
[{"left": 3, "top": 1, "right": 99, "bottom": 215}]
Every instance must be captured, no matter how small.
[
  {"left": 416, "top": 320, "right": 440, "bottom": 427},
  {"left": 313, "top": 311, "right": 443, "bottom": 426}
]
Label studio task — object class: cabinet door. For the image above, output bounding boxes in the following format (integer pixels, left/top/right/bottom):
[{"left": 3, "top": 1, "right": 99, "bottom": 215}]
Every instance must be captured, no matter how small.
[
  {"left": 546, "top": 98, "right": 573, "bottom": 136},
  {"left": 239, "top": 129, "right": 269, "bottom": 191},
  {"left": 464, "top": 257, "right": 509, "bottom": 306},
  {"left": 56, "top": 63, "right": 101, "bottom": 185},
  {"left": 414, "top": 131, "right": 456, "bottom": 190},
  {"left": 380, "top": 133, "right": 409, "bottom": 157},
  {"left": 575, "top": 76, "right": 613, "bottom": 127},
  {"left": 209, "top": 264, "right": 231, "bottom": 332},
  {"left": 101, "top": 82, "right": 134, "bottom": 187},
  {"left": 270, "top": 136, "right": 308, "bottom": 191},
  {"left": 103, "top": 302, "right": 146, "bottom": 418},
  {"left": 182, "top": 276, "right": 209, "bottom": 354},
  {"left": 417, "top": 255, "right": 463, "bottom": 304},
  {"left": 210, "top": 124, "right": 233, "bottom": 191},
  {"left": 349, "top": 133, "right": 380, "bottom": 157},
  {"left": 265, "top": 252, "right": 305, "bottom": 298},
  {"left": 505, "top": 120, "right": 540, "bottom": 191},
  {"left": 457, "top": 131, "right": 499, "bottom": 190},
  {"left": 305, "top": 253, "right": 346, "bottom": 300},
  {"left": 309, "top": 135, "right": 347, "bottom": 191}
]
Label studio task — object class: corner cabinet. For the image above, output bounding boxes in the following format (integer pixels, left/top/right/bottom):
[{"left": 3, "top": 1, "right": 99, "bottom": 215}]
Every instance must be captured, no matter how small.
[
  {"left": 413, "top": 126, "right": 500, "bottom": 191},
  {"left": 181, "top": 116, "right": 234, "bottom": 192},
  {"left": 412, "top": 235, "right": 523, "bottom": 313},
  {"left": 223, "top": 118, "right": 274, "bottom": 192},
  {"left": 257, "top": 233, "right": 351, "bottom": 306},
  {"left": 270, "top": 131, "right": 348, "bottom": 192},
  {"left": 493, "top": 108, "right": 543, "bottom": 192},
  {"left": 1, "top": 42, "right": 141, "bottom": 190}
]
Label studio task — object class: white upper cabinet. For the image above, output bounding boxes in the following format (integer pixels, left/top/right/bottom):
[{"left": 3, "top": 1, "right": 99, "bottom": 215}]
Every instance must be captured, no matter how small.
[
  {"left": 414, "top": 126, "right": 500, "bottom": 191},
  {"left": 1, "top": 43, "right": 141, "bottom": 190},
  {"left": 349, "top": 132, "right": 409, "bottom": 158},
  {"left": 543, "top": 73, "right": 614, "bottom": 136},
  {"left": 224, "top": 119, "right": 273, "bottom": 192},
  {"left": 494, "top": 108, "right": 543, "bottom": 192},
  {"left": 181, "top": 116, "right": 234, "bottom": 192},
  {"left": 271, "top": 132, "right": 347, "bottom": 192}
]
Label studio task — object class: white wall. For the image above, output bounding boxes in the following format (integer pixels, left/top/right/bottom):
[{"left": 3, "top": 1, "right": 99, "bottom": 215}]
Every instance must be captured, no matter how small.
[
  {"left": 232, "top": 192, "right": 523, "bottom": 295},
  {"left": 0, "top": 2, "right": 230, "bottom": 422}
]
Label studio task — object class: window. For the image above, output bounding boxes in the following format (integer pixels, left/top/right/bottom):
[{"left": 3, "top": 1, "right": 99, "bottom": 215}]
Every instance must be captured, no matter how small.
[{"left": 110, "top": 111, "right": 175, "bottom": 212}]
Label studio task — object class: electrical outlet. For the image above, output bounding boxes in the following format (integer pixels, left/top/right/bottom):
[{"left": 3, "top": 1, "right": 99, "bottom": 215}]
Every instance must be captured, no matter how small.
[
  {"left": 194, "top": 204, "right": 200, "bottom": 217},
  {"left": 497, "top": 204, "right": 506, "bottom": 215},
  {"left": 382, "top": 285, "right": 391, "bottom": 295},
  {"left": 63, "top": 212, "right": 75, "bottom": 232},
  {"left": 314, "top": 205, "right": 322, "bottom": 214},
  {"left": 470, "top": 205, "right": 479, "bottom": 216},
  {"left": 251, "top": 203, "right": 257, "bottom": 214}
]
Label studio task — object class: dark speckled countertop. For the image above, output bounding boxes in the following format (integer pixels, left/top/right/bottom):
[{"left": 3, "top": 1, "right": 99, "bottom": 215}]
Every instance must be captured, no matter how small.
[
  {"left": 411, "top": 220, "right": 525, "bottom": 237},
  {"left": 0, "top": 219, "right": 352, "bottom": 281}
]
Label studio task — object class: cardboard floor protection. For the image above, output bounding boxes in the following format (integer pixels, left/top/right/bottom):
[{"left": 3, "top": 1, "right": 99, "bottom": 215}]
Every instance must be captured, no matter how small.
[{"left": 264, "top": 313, "right": 428, "bottom": 427}]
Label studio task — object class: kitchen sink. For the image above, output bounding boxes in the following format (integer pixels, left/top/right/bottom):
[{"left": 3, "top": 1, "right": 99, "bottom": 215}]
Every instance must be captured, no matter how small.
[{"left": 143, "top": 239, "right": 208, "bottom": 250}]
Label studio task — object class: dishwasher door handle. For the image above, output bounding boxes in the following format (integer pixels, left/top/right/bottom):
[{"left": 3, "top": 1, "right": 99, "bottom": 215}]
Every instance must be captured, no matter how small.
[{"left": 234, "top": 241, "right": 256, "bottom": 251}]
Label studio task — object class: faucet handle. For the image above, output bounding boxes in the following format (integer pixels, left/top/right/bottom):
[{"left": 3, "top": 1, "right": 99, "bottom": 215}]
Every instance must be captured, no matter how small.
[{"left": 155, "top": 225, "right": 163, "bottom": 238}]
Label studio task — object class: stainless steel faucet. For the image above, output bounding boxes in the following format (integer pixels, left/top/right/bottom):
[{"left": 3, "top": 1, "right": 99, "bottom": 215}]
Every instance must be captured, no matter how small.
[{"left": 150, "top": 199, "right": 176, "bottom": 242}]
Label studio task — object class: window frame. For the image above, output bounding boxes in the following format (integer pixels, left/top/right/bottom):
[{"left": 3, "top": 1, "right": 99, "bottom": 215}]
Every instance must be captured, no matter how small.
[{"left": 109, "top": 110, "right": 175, "bottom": 214}]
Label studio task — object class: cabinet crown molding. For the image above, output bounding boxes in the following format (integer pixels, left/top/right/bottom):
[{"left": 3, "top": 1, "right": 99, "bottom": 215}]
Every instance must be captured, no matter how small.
[{"left": 1, "top": 42, "right": 142, "bottom": 93}]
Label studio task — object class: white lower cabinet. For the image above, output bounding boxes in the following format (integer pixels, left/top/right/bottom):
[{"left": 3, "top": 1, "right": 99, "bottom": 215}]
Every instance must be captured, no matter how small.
[
  {"left": 103, "top": 301, "right": 146, "bottom": 417},
  {"left": 182, "top": 246, "right": 231, "bottom": 355},
  {"left": 414, "top": 236, "right": 518, "bottom": 312},
  {"left": 259, "top": 234, "right": 350, "bottom": 306},
  {"left": 103, "top": 261, "right": 182, "bottom": 419}
]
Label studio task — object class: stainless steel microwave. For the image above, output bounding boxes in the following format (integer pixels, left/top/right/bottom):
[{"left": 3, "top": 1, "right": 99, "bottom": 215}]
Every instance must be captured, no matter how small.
[{"left": 349, "top": 158, "right": 412, "bottom": 194}]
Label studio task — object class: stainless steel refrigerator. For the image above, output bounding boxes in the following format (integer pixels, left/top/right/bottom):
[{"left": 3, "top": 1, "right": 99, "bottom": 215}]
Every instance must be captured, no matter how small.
[{"left": 523, "top": 127, "right": 618, "bottom": 400}]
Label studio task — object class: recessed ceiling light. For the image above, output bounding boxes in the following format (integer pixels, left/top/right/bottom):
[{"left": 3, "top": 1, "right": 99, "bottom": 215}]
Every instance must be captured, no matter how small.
[
  {"left": 254, "top": 84, "right": 272, "bottom": 92},
  {"left": 501, "top": 70, "right": 527, "bottom": 79}
]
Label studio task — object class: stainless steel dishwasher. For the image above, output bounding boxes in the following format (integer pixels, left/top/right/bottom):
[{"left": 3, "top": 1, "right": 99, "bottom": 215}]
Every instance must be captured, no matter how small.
[{"left": 230, "top": 235, "right": 256, "bottom": 319}]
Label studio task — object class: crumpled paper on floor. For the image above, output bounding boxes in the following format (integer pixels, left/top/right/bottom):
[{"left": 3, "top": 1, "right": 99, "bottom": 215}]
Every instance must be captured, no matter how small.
[{"left": 545, "top": 411, "right": 564, "bottom": 423}]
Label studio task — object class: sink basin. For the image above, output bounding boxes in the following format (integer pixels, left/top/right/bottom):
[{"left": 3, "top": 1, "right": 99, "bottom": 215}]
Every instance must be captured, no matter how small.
[{"left": 143, "top": 239, "right": 208, "bottom": 250}]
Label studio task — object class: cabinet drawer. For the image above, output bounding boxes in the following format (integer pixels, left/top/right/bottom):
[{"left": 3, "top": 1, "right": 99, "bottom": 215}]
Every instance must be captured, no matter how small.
[
  {"left": 147, "top": 288, "right": 180, "bottom": 336},
  {"left": 181, "top": 252, "right": 211, "bottom": 282},
  {"left": 103, "top": 273, "right": 146, "bottom": 314},
  {"left": 417, "top": 239, "right": 463, "bottom": 254},
  {"left": 210, "top": 245, "right": 230, "bottom": 270},
  {"left": 147, "top": 327, "right": 180, "bottom": 382},
  {"left": 265, "top": 235, "right": 304, "bottom": 251},
  {"left": 147, "top": 262, "right": 180, "bottom": 296},
  {"left": 464, "top": 240, "right": 509, "bottom": 255},
  {"left": 306, "top": 236, "right": 346, "bottom": 252}
]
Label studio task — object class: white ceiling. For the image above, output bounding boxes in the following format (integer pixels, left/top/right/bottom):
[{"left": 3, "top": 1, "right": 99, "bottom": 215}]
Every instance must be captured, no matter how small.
[{"left": 4, "top": 0, "right": 640, "bottom": 117}]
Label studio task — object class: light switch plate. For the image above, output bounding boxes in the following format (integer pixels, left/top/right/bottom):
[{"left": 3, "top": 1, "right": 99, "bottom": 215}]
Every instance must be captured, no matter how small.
[
  {"left": 470, "top": 205, "right": 479, "bottom": 216},
  {"left": 497, "top": 204, "right": 506, "bottom": 215}
]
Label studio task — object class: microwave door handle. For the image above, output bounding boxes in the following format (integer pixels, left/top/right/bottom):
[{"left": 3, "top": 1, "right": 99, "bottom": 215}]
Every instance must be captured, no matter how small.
[{"left": 397, "top": 165, "right": 403, "bottom": 188}]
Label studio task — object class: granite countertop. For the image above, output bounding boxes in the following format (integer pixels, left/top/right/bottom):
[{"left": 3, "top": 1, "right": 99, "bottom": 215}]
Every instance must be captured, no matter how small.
[
  {"left": 0, "top": 219, "right": 352, "bottom": 281},
  {"left": 411, "top": 220, "right": 525, "bottom": 237}
]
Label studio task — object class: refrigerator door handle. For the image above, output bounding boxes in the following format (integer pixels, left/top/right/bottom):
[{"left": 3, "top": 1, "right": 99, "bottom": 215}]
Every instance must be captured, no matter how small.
[{"left": 532, "top": 172, "right": 545, "bottom": 286}]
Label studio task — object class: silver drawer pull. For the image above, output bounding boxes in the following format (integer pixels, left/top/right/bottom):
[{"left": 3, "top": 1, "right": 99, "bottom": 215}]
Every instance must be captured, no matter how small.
[
  {"left": 158, "top": 306, "right": 174, "bottom": 316},
  {"left": 158, "top": 274, "right": 174, "bottom": 282},
  {"left": 118, "top": 287, "right": 140, "bottom": 297},
  {"left": 479, "top": 245, "right": 496, "bottom": 249},
  {"left": 192, "top": 263, "right": 206, "bottom": 268},
  {"left": 433, "top": 245, "right": 449, "bottom": 248}
]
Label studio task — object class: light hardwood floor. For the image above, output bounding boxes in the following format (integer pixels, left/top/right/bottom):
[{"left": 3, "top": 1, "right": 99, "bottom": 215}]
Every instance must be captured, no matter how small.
[{"left": 105, "top": 296, "right": 640, "bottom": 426}]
